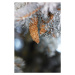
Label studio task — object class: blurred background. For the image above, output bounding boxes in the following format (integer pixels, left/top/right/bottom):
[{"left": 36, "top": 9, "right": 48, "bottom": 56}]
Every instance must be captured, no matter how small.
[{"left": 14, "top": 2, "right": 61, "bottom": 73}]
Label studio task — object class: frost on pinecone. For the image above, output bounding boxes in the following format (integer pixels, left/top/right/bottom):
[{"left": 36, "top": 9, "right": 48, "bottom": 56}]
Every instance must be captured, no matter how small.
[{"left": 14, "top": 2, "right": 61, "bottom": 44}]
